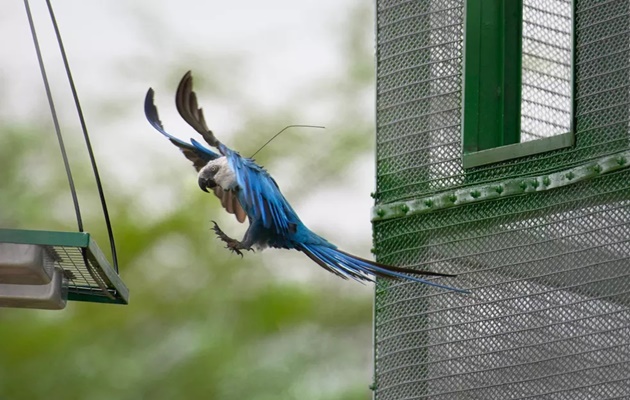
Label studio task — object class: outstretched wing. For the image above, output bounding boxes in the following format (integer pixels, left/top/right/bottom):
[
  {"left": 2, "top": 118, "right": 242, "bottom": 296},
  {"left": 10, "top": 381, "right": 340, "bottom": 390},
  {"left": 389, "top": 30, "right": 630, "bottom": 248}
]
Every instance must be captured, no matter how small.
[
  {"left": 175, "top": 71, "right": 220, "bottom": 147},
  {"left": 174, "top": 71, "right": 298, "bottom": 234},
  {"left": 144, "top": 88, "right": 246, "bottom": 223},
  {"left": 145, "top": 88, "right": 219, "bottom": 169}
]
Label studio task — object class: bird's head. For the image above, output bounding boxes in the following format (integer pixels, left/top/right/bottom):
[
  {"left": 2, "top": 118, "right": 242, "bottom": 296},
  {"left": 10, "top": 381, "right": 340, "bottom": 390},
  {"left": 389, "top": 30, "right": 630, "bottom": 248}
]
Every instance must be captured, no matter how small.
[{"left": 197, "top": 157, "right": 234, "bottom": 192}]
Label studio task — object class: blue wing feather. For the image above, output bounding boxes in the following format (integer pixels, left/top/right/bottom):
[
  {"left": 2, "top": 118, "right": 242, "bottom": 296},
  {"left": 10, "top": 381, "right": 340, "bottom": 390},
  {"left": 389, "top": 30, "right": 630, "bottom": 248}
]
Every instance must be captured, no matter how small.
[
  {"left": 145, "top": 89, "right": 221, "bottom": 161},
  {"left": 214, "top": 143, "right": 297, "bottom": 234}
]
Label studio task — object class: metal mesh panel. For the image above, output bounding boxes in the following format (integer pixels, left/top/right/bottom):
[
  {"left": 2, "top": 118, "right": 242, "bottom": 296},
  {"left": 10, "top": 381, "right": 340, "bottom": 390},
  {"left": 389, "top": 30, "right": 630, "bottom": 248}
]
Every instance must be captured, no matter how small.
[
  {"left": 521, "top": 0, "right": 573, "bottom": 142},
  {"left": 374, "top": 0, "right": 630, "bottom": 399},
  {"left": 49, "top": 245, "right": 119, "bottom": 301}
]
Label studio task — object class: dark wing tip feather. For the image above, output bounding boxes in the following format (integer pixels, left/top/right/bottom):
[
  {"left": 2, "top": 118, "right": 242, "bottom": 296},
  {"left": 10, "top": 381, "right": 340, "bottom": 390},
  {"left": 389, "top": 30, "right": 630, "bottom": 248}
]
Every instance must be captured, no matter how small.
[
  {"left": 144, "top": 88, "right": 164, "bottom": 131},
  {"left": 175, "top": 71, "right": 220, "bottom": 148},
  {"left": 145, "top": 87, "right": 186, "bottom": 146},
  {"left": 145, "top": 86, "right": 218, "bottom": 171},
  {"left": 175, "top": 71, "right": 203, "bottom": 132}
]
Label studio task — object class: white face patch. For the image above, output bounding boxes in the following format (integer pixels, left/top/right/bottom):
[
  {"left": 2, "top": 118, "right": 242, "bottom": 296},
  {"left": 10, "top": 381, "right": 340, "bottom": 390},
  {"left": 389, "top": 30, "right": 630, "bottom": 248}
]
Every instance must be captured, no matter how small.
[{"left": 199, "top": 157, "right": 237, "bottom": 190}]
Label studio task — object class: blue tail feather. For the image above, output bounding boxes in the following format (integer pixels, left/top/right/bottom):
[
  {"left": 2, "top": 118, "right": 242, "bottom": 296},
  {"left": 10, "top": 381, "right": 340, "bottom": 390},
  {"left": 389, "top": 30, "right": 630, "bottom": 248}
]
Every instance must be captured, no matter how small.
[
  {"left": 300, "top": 244, "right": 469, "bottom": 293},
  {"left": 309, "top": 245, "right": 371, "bottom": 282}
]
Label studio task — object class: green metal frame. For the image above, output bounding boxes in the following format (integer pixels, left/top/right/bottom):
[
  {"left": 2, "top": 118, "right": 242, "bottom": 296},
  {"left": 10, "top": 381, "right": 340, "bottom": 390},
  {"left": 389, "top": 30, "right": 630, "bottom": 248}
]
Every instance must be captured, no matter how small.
[
  {"left": 462, "top": 0, "right": 575, "bottom": 168},
  {"left": 463, "top": 0, "right": 522, "bottom": 154},
  {"left": 372, "top": 150, "right": 630, "bottom": 221},
  {"left": 0, "top": 229, "right": 129, "bottom": 304},
  {"left": 463, "top": 132, "right": 574, "bottom": 168}
]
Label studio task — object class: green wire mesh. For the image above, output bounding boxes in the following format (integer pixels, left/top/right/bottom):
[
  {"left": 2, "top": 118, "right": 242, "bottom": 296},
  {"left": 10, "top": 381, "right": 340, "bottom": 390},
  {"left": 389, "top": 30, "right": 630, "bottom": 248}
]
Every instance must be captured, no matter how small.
[{"left": 373, "top": 0, "right": 630, "bottom": 398}]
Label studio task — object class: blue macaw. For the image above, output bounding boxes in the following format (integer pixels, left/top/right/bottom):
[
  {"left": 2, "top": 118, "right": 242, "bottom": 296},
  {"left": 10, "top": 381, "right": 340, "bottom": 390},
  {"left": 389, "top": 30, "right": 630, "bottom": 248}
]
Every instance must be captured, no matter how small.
[{"left": 145, "top": 71, "right": 467, "bottom": 292}]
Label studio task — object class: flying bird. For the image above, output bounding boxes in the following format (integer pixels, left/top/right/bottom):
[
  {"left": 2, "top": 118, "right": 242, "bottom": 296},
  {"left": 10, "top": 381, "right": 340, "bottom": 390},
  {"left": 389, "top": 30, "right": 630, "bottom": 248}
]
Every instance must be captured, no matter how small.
[{"left": 144, "top": 71, "right": 467, "bottom": 293}]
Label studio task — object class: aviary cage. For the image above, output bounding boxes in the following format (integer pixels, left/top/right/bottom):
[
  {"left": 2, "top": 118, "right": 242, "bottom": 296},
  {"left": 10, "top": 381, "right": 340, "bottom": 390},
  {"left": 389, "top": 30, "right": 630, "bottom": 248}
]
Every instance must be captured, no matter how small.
[{"left": 372, "top": 0, "right": 630, "bottom": 398}]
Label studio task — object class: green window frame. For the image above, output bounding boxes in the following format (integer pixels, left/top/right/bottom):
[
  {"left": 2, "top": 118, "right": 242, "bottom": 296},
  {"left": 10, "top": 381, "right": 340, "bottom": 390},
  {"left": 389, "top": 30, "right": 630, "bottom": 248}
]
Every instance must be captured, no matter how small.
[{"left": 462, "top": 0, "right": 575, "bottom": 168}]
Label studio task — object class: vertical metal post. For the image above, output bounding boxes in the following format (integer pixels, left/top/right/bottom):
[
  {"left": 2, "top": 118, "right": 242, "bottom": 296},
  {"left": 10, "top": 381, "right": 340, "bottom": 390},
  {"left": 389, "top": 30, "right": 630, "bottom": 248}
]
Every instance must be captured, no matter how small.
[{"left": 462, "top": 0, "right": 522, "bottom": 153}]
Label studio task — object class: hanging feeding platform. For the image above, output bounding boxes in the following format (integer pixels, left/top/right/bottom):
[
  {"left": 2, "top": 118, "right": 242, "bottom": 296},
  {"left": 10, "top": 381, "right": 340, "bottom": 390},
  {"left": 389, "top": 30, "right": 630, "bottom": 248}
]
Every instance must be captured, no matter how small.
[
  {"left": 0, "top": 230, "right": 128, "bottom": 306},
  {"left": 0, "top": 1, "right": 129, "bottom": 308}
]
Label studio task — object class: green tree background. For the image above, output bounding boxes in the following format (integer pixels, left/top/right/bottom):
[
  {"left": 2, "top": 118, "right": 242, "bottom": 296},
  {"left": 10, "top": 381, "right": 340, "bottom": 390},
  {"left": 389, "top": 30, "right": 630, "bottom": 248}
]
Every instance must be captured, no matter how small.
[{"left": 0, "top": 2, "right": 376, "bottom": 399}]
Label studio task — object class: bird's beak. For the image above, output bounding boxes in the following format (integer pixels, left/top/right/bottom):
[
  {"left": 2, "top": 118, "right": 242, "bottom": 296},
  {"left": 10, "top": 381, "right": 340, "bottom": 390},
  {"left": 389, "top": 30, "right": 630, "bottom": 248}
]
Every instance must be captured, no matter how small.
[{"left": 198, "top": 177, "right": 216, "bottom": 193}]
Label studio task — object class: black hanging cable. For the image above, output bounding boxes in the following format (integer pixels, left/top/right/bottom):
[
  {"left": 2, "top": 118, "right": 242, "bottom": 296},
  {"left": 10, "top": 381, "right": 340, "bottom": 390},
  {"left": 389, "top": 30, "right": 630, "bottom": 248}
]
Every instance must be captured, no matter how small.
[
  {"left": 24, "top": 0, "right": 84, "bottom": 233},
  {"left": 45, "top": 0, "right": 119, "bottom": 272}
]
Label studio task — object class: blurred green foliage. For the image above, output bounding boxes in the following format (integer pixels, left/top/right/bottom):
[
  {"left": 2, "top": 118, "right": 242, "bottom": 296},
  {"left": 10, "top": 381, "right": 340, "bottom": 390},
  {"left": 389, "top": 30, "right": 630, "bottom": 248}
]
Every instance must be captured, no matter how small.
[{"left": 0, "top": 2, "right": 376, "bottom": 400}]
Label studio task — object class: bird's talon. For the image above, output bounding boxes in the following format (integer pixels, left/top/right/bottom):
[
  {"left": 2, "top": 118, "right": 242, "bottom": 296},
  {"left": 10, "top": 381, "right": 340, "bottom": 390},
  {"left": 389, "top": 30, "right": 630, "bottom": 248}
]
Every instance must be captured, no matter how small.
[
  {"left": 228, "top": 247, "right": 243, "bottom": 257},
  {"left": 225, "top": 241, "right": 247, "bottom": 257}
]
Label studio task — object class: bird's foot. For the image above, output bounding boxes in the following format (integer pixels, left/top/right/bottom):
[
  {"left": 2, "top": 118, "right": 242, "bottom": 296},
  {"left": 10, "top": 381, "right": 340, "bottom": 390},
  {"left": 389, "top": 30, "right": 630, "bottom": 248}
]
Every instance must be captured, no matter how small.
[
  {"left": 225, "top": 241, "right": 254, "bottom": 257},
  {"left": 211, "top": 221, "right": 253, "bottom": 257}
]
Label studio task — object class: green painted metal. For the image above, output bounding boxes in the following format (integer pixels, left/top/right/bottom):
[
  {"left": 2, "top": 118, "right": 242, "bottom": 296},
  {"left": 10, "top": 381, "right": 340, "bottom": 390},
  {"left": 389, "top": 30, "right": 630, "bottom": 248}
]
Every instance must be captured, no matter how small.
[
  {"left": 462, "top": 0, "right": 575, "bottom": 168},
  {"left": 463, "top": 0, "right": 522, "bottom": 154},
  {"left": 0, "top": 229, "right": 90, "bottom": 247},
  {"left": 502, "top": 0, "right": 522, "bottom": 146},
  {"left": 462, "top": 131, "right": 575, "bottom": 168},
  {"left": 374, "top": 1, "right": 630, "bottom": 398},
  {"left": 0, "top": 229, "right": 129, "bottom": 304},
  {"left": 569, "top": 0, "right": 577, "bottom": 142},
  {"left": 372, "top": 149, "right": 630, "bottom": 222}
]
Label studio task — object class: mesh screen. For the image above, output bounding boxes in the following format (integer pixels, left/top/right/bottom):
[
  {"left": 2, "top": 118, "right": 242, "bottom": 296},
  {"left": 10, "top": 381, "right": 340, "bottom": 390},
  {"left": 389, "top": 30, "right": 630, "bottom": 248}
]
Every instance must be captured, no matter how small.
[
  {"left": 49, "top": 245, "right": 119, "bottom": 301},
  {"left": 521, "top": 0, "right": 573, "bottom": 142},
  {"left": 374, "top": 0, "right": 630, "bottom": 399}
]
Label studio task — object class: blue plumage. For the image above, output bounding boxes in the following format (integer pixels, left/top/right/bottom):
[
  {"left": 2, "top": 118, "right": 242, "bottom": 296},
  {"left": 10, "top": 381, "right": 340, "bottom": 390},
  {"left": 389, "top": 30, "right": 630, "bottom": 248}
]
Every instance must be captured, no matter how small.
[{"left": 145, "top": 71, "right": 468, "bottom": 294}]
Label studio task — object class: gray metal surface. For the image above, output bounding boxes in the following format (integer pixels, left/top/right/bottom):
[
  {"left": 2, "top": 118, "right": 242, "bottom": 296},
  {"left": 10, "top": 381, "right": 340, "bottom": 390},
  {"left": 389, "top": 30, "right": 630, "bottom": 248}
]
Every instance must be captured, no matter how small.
[
  {"left": 0, "top": 243, "right": 54, "bottom": 285},
  {"left": 0, "top": 267, "right": 67, "bottom": 310},
  {"left": 373, "top": 0, "right": 630, "bottom": 399}
]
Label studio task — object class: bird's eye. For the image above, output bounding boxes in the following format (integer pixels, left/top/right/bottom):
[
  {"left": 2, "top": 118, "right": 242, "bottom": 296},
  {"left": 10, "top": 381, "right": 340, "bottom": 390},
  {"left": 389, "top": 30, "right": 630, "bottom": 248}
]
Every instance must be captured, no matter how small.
[{"left": 210, "top": 165, "right": 219, "bottom": 173}]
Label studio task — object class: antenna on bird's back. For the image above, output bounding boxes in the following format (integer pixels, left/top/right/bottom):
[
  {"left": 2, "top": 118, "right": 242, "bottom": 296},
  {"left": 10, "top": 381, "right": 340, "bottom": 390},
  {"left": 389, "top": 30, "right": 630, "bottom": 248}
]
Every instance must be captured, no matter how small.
[{"left": 250, "top": 125, "right": 325, "bottom": 158}]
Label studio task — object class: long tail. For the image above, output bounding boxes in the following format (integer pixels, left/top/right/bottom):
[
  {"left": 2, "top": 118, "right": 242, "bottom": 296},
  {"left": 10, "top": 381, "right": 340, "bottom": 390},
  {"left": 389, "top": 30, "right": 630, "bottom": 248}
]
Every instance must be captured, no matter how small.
[{"left": 299, "top": 244, "right": 469, "bottom": 293}]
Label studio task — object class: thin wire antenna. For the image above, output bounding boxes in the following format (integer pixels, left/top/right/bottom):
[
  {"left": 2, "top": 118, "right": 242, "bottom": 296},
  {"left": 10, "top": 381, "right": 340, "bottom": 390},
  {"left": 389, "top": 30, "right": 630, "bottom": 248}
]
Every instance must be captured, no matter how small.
[
  {"left": 24, "top": 0, "right": 84, "bottom": 232},
  {"left": 250, "top": 124, "right": 325, "bottom": 158},
  {"left": 45, "top": 0, "right": 119, "bottom": 273}
]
